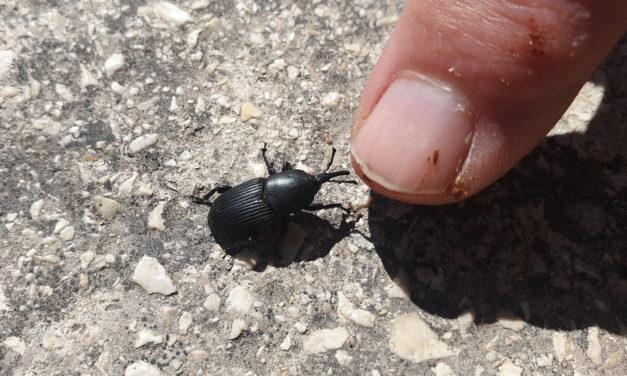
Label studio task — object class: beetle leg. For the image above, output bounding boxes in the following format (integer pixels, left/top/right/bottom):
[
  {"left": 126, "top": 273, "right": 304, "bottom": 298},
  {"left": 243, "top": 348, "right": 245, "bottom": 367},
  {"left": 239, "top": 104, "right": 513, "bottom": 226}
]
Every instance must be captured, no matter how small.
[
  {"left": 281, "top": 161, "right": 292, "bottom": 171},
  {"left": 190, "top": 185, "right": 232, "bottom": 206},
  {"left": 323, "top": 147, "right": 337, "bottom": 172},
  {"left": 303, "top": 202, "right": 352, "bottom": 214},
  {"left": 261, "top": 143, "right": 276, "bottom": 175}
]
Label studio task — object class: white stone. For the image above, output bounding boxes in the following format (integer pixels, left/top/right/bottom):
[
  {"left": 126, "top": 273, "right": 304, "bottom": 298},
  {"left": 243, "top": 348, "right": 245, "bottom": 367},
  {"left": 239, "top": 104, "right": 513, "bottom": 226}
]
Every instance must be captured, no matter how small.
[
  {"left": 134, "top": 329, "right": 164, "bottom": 348},
  {"left": 154, "top": 1, "right": 192, "bottom": 25},
  {"left": 132, "top": 256, "right": 177, "bottom": 295},
  {"left": 162, "top": 305, "right": 178, "bottom": 321},
  {"left": 294, "top": 322, "right": 308, "bottom": 334},
  {"left": 119, "top": 172, "right": 138, "bottom": 196},
  {"left": 138, "top": 183, "right": 154, "bottom": 196},
  {"left": 279, "top": 333, "right": 292, "bottom": 351},
  {"left": 195, "top": 97, "right": 206, "bottom": 113},
  {"left": 287, "top": 65, "right": 299, "bottom": 80},
  {"left": 188, "top": 350, "right": 209, "bottom": 361},
  {"left": 129, "top": 134, "right": 159, "bottom": 152},
  {"left": 552, "top": 332, "right": 570, "bottom": 363},
  {"left": 497, "top": 359, "right": 522, "bottom": 376},
  {"left": 389, "top": 313, "right": 454, "bottom": 363},
  {"left": 55, "top": 83, "right": 75, "bottom": 102},
  {"left": 321, "top": 92, "right": 343, "bottom": 109},
  {"left": 105, "top": 53, "right": 125, "bottom": 77},
  {"left": 225, "top": 285, "right": 254, "bottom": 314},
  {"left": 303, "top": 327, "right": 349, "bottom": 353},
  {"left": 335, "top": 350, "right": 353, "bottom": 366},
  {"left": 187, "top": 29, "right": 202, "bottom": 48},
  {"left": 598, "top": 351, "right": 624, "bottom": 371},
  {"left": 125, "top": 361, "right": 162, "bottom": 376},
  {"left": 6, "top": 213, "right": 18, "bottom": 222},
  {"left": 79, "top": 64, "right": 99, "bottom": 88},
  {"left": 42, "top": 334, "right": 65, "bottom": 350},
  {"left": 94, "top": 196, "right": 120, "bottom": 218},
  {"left": 169, "top": 96, "right": 178, "bottom": 112},
  {"left": 191, "top": 0, "right": 210, "bottom": 10},
  {"left": 53, "top": 219, "right": 70, "bottom": 234},
  {"left": 59, "top": 226, "right": 75, "bottom": 241},
  {"left": 376, "top": 15, "right": 399, "bottom": 27},
  {"left": 385, "top": 276, "right": 410, "bottom": 300},
  {"left": 496, "top": 310, "right": 525, "bottom": 332},
  {"left": 432, "top": 363, "right": 455, "bottom": 376},
  {"left": 148, "top": 201, "right": 166, "bottom": 231},
  {"left": 179, "top": 311, "right": 192, "bottom": 334},
  {"left": 30, "top": 199, "right": 45, "bottom": 219},
  {"left": 535, "top": 353, "right": 553, "bottom": 367},
  {"left": 0, "top": 49, "right": 16, "bottom": 78},
  {"left": 337, "top": 292, "right": 375, "bottom": 327},
  {"left": 241, "top": 102, "right": 263, "bottom": 121},
  {"left": 268, "top": 58, "right": 287, "bottom": 73},
  {"left": 80, "top": 251, "right": 96, "bottom": 269},
  {"left": 4, "top": 337, "right": 25, "bottom": 355},
  {"left": 278, "top": 223, "right": 306, "bottom": 263},
  {"left": 229, "top": 319, "right": 248, "bottom": 339},
  {"left": 203, "top": 293, "right": 221, "bottom": 311},
  {"left": 0, "top": 286, "right": 9, "bottom": 311},
  {"left": 40, "top": 254, "right": 61, "bottom": 264},
  {"left": 586, "top": 326, "right": 603, "bottom": 365},
  {"left": 457, "top": 310, "right": 474, "bottom": 334}
]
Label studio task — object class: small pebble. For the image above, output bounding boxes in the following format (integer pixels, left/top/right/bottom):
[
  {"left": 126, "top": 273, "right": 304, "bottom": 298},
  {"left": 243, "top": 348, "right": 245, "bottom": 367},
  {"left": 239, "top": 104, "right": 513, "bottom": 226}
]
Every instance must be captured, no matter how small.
[
  {"left": 586, "top": 326, "right": 603, "bottom": 365},
  {"left": 40, "top": 254, "right": 60, "bottom": 265},
  {"left": 241, "top": 102, "right": 263, "bottom": 121},
  {"left": 148, "top": 201, "right": 166, "bottom": 231},
  {"left": 94, "top": 196, "right": 120, "bottom": 218},
  {"left": 279, "top": 333, "right": 292, "bottom": 351},
  {"left": 229, "top": 319, "right": 248, "bottom": 339},
  {"left": 129, "top": 134, "right": 159, "bottom": 152},
  {"left": 125, "top": 361, "right": 162, "bottom": 376},
  {"left": 497, "top": 359, "right": 522, "bottom": 376},
  {"left": 178, "top": 311, "right": 192, "bottom": 334},
  {"left": 321, "top": 92, "right": 343, "bottom": 109},
  {"left": 79, "top": 64, "right": 99, "bottom": 88},
  {"left": 225, "top": 285, "right": 254, "bottom": 314},
  {"left": 132, "top": 256, "right": 177, "bottom": 295},
  {"left": 337, "top": 292, "right": 375, "bottom": 328},
  {"left": 496, "top": 310, "right": 525, "bottom": 332},
  {"left": 303, "top": 327, "right": 349, "bottom": 353},
  {"left": 42, "top": 334, "right": 65, "bottom": 350},
  {"left": 3, "top": 337, "right": 25, "bottom": 355},
  {"left": 188, "top": 350, "right": 209, "bottom": 360},
  {"left": 191, "top": 0, "right": 210, "bottom": 10},
  {"left": 104, "top": 53, "right": 125, "bottom": 77},
  {"left": 154, "top": 1, "right": 192, "bottom": 26},
  {"left": 335, "top": 350, "right": 353, "bottom": 366},
  {"left": 203, "top": 293, "right": 221, "bottom": 311},
  {"left": 389, "top": 313, "right": 454, "bottom": 362},
  {"left": 30, "top": 199, "right": 44, "bottom": 219},
  {"left": 457, "top": 310, "right": 475, "bottom": 334},
  {"left": 134, "top": 329, "right": 164, "bottom": 348}
]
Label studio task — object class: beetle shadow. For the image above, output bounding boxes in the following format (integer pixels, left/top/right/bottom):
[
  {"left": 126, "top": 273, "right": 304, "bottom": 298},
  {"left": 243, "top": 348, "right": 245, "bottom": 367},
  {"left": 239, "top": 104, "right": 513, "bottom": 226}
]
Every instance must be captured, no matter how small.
[
  {"left": 366, "top": 44, "right": 627, "bottom": 334},
  {"left": 222, "top": 211, "right": 358, "bottom": 271}
]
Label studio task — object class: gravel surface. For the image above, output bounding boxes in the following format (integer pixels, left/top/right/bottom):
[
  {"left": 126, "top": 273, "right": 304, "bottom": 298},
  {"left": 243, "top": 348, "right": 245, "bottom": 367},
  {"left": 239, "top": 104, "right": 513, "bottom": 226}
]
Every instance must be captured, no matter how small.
[{"left": 1, "top": 1, "right": 626, "bottom": 375}]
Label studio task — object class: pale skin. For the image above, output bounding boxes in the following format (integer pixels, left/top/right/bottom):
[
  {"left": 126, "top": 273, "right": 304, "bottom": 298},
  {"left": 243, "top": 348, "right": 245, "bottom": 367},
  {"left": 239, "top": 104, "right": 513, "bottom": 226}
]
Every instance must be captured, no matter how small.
[{"left": 350, "top": 0, "right": 627, "bottom": 204}]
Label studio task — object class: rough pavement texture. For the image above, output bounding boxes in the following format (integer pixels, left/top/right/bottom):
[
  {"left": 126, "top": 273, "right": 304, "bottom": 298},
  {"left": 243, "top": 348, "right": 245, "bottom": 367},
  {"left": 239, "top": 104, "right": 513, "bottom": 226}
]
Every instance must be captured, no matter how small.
[{"left": 1, "top": 1, "right": 626, "bottom": 375}]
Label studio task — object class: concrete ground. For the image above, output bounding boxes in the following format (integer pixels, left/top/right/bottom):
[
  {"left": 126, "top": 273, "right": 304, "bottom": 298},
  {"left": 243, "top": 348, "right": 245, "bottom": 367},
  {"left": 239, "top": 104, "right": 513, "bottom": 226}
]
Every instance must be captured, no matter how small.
[{"left": 0, "top": 1, "right": 625, "bottom": 375}]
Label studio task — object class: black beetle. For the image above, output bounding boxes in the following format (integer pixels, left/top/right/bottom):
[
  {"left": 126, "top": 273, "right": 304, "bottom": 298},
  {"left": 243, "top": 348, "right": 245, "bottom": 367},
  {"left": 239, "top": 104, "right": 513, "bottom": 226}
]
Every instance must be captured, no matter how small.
[{"left": 192, "top": 144, "right": 353, "bottom": 249}]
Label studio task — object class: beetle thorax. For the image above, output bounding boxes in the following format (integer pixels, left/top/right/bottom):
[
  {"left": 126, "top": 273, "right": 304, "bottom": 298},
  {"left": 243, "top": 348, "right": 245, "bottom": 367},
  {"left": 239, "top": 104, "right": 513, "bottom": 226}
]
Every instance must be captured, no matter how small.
[{"left": 264, "top": 170, "right": 319, "bottom": 216}]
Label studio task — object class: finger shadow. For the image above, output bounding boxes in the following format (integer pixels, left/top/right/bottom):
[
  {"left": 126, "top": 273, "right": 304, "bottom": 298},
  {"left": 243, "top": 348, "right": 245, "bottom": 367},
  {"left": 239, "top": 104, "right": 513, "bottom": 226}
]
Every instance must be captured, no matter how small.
[{"left": 368, "top": 39, "right": 627, "bottom": 334}]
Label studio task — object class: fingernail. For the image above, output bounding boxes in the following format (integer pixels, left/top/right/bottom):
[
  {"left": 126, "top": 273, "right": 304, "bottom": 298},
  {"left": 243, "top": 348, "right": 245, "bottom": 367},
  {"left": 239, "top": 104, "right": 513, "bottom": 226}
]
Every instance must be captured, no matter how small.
[{"left": 351, "top": 74, "right": 475, "bottom": 195}]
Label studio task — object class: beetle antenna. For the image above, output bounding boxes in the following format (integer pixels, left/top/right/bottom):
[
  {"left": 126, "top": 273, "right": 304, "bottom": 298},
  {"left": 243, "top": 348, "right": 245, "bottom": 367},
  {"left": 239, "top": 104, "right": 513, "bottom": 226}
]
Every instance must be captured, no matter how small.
[
  {"left": 323, "top": 147, "right": 337, "bottom": 172},
  {"left": 315, "top": 170, "right": 350, "bottom": 185}
]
